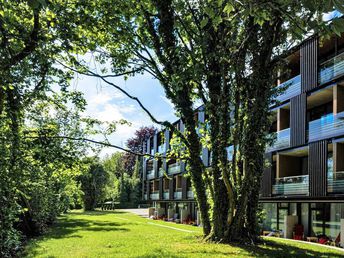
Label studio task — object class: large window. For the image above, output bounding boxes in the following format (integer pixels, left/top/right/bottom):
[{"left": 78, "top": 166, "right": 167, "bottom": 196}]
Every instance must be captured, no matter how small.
[
  {"left": 325, "top": 203, "right": 344, "bottom": 239},
  {"left": 310, "top": 203, "right": 344, "bottom": 239},
  {"left": 261, "top": 203, "right": 277, "bottom": 231}
]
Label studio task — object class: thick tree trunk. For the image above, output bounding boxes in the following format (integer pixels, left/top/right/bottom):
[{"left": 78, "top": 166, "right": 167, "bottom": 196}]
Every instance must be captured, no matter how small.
[{"left": 182, "top": 111, "right": 211, "bottom": 236}]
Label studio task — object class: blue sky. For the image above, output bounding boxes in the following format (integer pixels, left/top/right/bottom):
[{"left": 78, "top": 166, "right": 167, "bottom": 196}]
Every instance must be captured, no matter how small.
[{"left": 71, "top": 70, "right": 177, "bottom": 156}]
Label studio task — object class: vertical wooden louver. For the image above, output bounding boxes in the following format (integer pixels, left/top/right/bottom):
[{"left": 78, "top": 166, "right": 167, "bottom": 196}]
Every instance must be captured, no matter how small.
[
  {"left": 179, "top": 120, "right": 186, "bottom": 172},
  {"left": 290, "top": 94, "right": 307, "bottom": 147},
  {"left": 181, "top": 177, "right": 187, "bottom": 199},
  {"left": 159, "top": 177, "right": 163, "bottom": 200},
  {"left": 309, "top": 140, "right": 328, "bottom": 197},
  {"left": 301, "top": 37, "right": 318, "bottom": 93},
  {"left": 153, "top": 133, "right": 158, "bottom": 177},
  {"left": 261, "top": 153, "right": 273, "bottom": 197},
  {"left": 169, "top": 177, "right": 174, "bottom": 199},
  {"left": 198, "top": 107, "right": 209, "bottom": 166},
  {"left": 163, "top": 130, "right": 170, "bottom": 172}
]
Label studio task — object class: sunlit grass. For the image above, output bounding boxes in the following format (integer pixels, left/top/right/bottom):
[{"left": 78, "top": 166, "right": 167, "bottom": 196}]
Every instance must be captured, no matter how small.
[{"left": 22, "top": 210, "right": 344, "bottom": 257}]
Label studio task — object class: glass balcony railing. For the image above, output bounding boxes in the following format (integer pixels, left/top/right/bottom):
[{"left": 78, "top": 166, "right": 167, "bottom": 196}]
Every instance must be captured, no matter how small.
[
  {"left": 158, "top": 144, "right": 165, "bottom": 153},
  {"left": 328, "top": 171, "right": 344, "bottom": 193},
  {"left": 163, "top": 191, "right": 169, "bottom": 200},
  {"left": 276, "top": 75, "right": 301, "bottom": 103},
  {"left": 226, "top": 145, "right": 234, "bottom": 161},
  {"left": 158, "top": 167, "right": 164, "bottom": 177},
  {"left": 174, "top": 191, "right": 182, "bottom": 199},
  {"left": 147, "top": 170, "right": 154, "bottom": 179},
  {"left": 267, "top": 128, "right": 291, "bottom": 152},
  {"left": 319, "top": 52, "right": 344, "bottom": 85},
  {"left": 187, "top": 190, "right": 194, "bottom": 199},
  {"left": 150, "top": 192, "right": 159, "bottom": 200},
  {"left": 168, "top": 163, "right": 181, "bottom": 174},
  {"left": 272, "top": 175, "right": 309, "bottom": 195},
  {"left": 308, "top": 112, "right": 344, "bottom": 142},
  {"left": 144, "top": 194, "right": 147, "bottom": 200}
]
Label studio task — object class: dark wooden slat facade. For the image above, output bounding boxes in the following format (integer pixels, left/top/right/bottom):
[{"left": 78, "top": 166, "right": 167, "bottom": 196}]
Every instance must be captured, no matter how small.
[
  {"left": 261, "top": 153, "right": 273, "bottom": 197},
  {"left": 159, "top": 177, "right": 163, "bottom": 200},
  {"left": 290, "top": 93, "right": 306, "bottom": 147},
  {"left": 153, "top": 134, "right": 158, "bottom": 177},
  {"left": 198, "top": 108, "right": 209, "bottom": 166},
  {"left": 309, "top": 140, "right": 328, "bottom": 197},
  {"left": 181, "top": 176, "right": 187, "bottom": 199},
  {"left": 301, "top": 37, "right": 318, "bottom": 93},
  {"left": 169, "top": 178, "right": 174, "bottom": 200},
  {"left": 163, "top": 130, "right": 170, "bottom": 172}
]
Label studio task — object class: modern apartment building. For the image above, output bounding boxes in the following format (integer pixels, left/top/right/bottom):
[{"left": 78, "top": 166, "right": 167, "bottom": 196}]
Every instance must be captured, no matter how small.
[{"left": 141, "top": 33, "right": 344, "bottom": 239}]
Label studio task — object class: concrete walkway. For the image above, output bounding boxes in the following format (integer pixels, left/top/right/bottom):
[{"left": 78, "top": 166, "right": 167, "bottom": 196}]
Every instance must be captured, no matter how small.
[{"left": 119, "top": 208, "right": 148, "bottom": 218}]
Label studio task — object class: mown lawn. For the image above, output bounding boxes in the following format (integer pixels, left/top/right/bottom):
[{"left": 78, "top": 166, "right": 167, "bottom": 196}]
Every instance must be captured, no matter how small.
[{"left": 22, "top": 210, "right": 344, "bottom": 258}]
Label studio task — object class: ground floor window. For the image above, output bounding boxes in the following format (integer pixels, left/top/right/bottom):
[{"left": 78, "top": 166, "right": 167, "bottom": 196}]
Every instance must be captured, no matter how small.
[{"left": 261, "top": 202, "right": 344, "bottom": 239}]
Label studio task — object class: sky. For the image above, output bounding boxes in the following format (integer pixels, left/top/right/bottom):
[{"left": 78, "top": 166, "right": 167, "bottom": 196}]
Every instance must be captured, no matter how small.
[
  {"left": 71, "top": 70, "right": 177, "bottom": 157},
  {"left": 68, "top": 9, "right": 343, "bottom": 157}
]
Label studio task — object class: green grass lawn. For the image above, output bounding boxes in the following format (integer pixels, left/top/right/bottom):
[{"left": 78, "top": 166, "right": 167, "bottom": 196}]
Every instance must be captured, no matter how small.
[{"left": 22, "top": 210, "right": 344, "bottom": 258}]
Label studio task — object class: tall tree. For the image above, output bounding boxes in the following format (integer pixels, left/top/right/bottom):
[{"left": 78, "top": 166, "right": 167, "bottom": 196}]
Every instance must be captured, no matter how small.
[{"left": 69, "top": 0, "right": 344, "bottom": 242}]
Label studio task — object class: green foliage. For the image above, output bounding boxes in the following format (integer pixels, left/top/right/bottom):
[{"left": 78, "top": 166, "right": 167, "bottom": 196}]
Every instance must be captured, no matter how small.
[
  {"left": 80, "top": 159, "right": 108, "bottom": 211},
  {"left": 102, "top": 153, "right": 141, "bottom": 208}
]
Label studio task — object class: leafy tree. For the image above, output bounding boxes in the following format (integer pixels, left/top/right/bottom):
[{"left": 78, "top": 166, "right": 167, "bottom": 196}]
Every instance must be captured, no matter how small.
[
  {"left": 80, "top": 159, "right": 108, "bottom": 211},
  {"left": 69, "top": 0, "right": 344, "bottom": 242},
  {"left": 123, "top": 126, "right": 156, "bottom": 175}
]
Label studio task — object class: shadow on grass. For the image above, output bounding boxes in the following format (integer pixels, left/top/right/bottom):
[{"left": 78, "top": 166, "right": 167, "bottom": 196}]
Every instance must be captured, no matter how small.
[
  {"left": 68, "top": 209, "right": 127, "bottom": 216},
  {"left": 137, "top": 237, "right": 343, "bottom": 258},
  {"left": 183, "top": 239, "right": 343, "bottom": 258}
]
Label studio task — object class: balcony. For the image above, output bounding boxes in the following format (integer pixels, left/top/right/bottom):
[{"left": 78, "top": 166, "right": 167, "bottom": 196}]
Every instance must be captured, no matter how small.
[
  {"left": 147, "top": 170, "right": 154, "bottom": 180},
  {"left": 158, "top": 144, "right": 165, "bottom": 153},
  {"left": 150, "top": 149, "right": 155, "bottom": 156},
  {"left": 168, "top": 163, "right": 181, "bottom": 175},
  {"left": 187, "top": 190, "right": 194, "bottom": 199},
  {"left": 328, "top": 171, "right": 344, "bottom": 193},
  {"left": 174, "top": 191, "right": 182, "bottom": 199},
  {"left": 159, "top": 167, "right": 164, "bottom": 177},
  {"left": 226, "top": 145, "right": 234, "bottom": 161},
  {"left": 150, "top": 192, "right": 159, "bottom": 200},
  {"left": 267, "top": 128, "right": 291, "bottom": 152},
  {"left": 308, "top": 112, "right": 344, "bottom": 142},
  {"left": 163, "top": 191, "right": 169, "bottom": 200},
  {"left": 319, "top": 52, "right": 344, "bottom": 85},
  {"left": 272, "top": 175, "right": 309, "bottom": 196},
  {"left": 144, "top": 194, "right": 147, "bottom": 200},
  {"left": 276, "top": 75, "right": 301, "bottom": 103}
]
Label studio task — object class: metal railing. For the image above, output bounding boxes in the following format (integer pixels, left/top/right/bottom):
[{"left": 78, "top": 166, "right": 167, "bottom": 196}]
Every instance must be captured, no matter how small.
[
  {"left": 226, "top": 145, "right": 234, "bottom": 161},
  {"left": 308, "top": 112, "right": 344, "bottom": 142},
  {"left": 158, "top": 144, "right": 165, "bottom": 153},
  {"left": 174, "top": 191, "right": 182, "bottom": 199},
  {"left": 163, "top": 191, "right": 169, "bottom": 200},
  {"left": 187, "top": 190, "right": 194, "bottom": 199},
  {"left": 328, "top": 171, "right": 344, "bottom": 193},
  {"left": 150, "top": 192, "right": 159, "bottom": 200},
  {"left": 319, "top": 51, "right": 344, "bottom": 85},
  {"left": 168, "top": 163, "right": 181, "bottom": 174},
  {"left": 147, "top": 170, "right": 154, "bottom": 179},
  {"left": 267, "top": 128, "right": 291, "bottom": 152},
  {"left": 272, "top": 175, "right": 309, "bottom": 195},
  {"left": 158, "top": 167, "right": 164, "bottom": 177},
  {"left": 276, "top": 75, "right": 301, "bottom": 103}
]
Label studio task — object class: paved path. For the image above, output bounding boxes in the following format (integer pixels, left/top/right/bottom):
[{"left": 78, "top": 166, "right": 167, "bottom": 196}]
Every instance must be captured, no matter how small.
[{"left": 119, "top": 208, "right": 148, "bottom": 218}]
